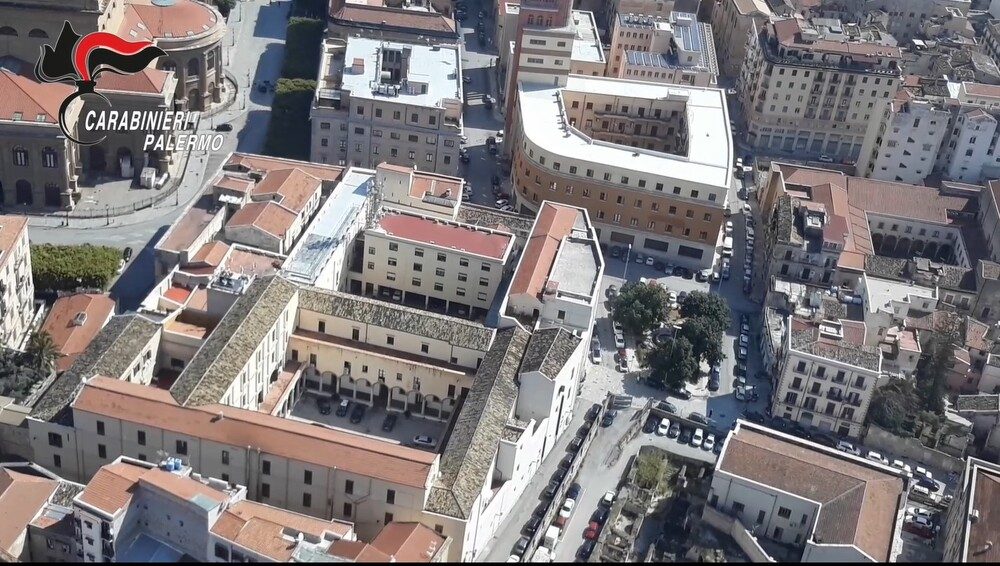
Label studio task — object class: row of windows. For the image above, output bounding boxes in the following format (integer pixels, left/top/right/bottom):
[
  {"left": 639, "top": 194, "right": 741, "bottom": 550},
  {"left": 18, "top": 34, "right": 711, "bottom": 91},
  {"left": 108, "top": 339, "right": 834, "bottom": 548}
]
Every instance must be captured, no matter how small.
[
  {"left": 356, "top": 106, "right": 439, "bottom": 126},
  {"left": 371, "top": 245, "right": 492, "bottom": 271},
  {"left": 11, "top": 146, "right": 59, "bottom": 168}
]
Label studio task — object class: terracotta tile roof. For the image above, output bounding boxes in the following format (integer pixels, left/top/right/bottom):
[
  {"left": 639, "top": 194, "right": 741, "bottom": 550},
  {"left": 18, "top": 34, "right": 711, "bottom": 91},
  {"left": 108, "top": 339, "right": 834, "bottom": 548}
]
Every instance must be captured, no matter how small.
[
  {"left": 252, "top": 168, "right": 322, "bottom": 213},
  {"left": 40, "top": 293, "right": 116, "bottom": 363},
  {"left": 224, "top": 153, "right": 344, "bottom": 185},
  {"left": 74, "top": 376, "right": 438, "bottom": 489},
  {"left": 0, "top": 69, "right": 70, "bottom": 125},
  {"left": 158, "top": 195, "right": 220, "bottom": 253},
  {"left": 377, "top": 212, "right": 512, "bottom": 260},
  {"left": 509, "top": 202, "right": 582, "bottom": 298},
  {"left": 370, "top": 522, "right": 447, "bottom": 562},
  {"left": 328, "top": 539, "right": 392, "bottom": 562},
  {"left": 190, "top": 241, "right": 230, "bottom": 267},
  {"left": 95, "top": 67, "right": 169, "bottom": 94},
  {"left": 330, "top": 5, "right": 457, "bottom": 35},
  {"left": 163, "top": 285, "right": 192, "bottom": 304},
  {"left": 0, "top": 468, "right": 59, "bottom": 556},
  {"left": 212, "top": 173, "right": 255, "bottom": 195},
  {"left": 75, "top": 461, "right": 148, "bottom": 516},
  {"left": 962, "top": 82, "right": 1000, "bottom": 98},
  {"left": 0, "top": 215, "right": 28, "bottom": 268},
  {"left": 212, "top": 500, "right": 353, "bottom": 562},
  {"left": 227, "top": 201, "right": 297, "bottom": 238},
  {"left": 847, "top": 177, "right": 976, "bottom": 224},
  {"left": 120, "top": 0, "right": 222, "bottom": 41},
  {"left": 719, "top": 424, "right": 906, "bottom": 561},
  {"left": 224, "top": 247, "right": 282, "bottom": 277}
]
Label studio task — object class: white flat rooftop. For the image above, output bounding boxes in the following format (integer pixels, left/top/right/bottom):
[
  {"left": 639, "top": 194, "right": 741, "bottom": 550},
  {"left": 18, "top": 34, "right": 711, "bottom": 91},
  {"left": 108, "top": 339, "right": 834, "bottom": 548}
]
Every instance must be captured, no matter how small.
[
  {"left": 518, "top": 75, "right": 732, "bottom": 190},
  {"left": 571, "top": 11, "right": 604, "bottom": 64},
  {"left": 340, "top": 37, "right": 462, "bottom": 108},
  {"left": 863, "top": 275, "right": 936, "bottom": 314},
  {"left": 551, "top": 238, "right": 600, "bottom": 299}
]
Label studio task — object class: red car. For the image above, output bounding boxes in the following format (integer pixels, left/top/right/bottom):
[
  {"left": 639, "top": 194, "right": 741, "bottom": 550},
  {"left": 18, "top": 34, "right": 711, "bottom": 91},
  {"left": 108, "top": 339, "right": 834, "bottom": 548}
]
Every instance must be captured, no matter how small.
[{"left": 584, "top": 521, "right": 601, "bottom": 540}]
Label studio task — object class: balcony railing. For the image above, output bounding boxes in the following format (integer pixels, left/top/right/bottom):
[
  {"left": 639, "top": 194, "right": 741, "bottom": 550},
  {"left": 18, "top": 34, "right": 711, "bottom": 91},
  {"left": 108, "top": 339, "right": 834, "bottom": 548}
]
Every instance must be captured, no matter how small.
[{"left": 826, "top": 390, "right": 843, "bottom": 402}]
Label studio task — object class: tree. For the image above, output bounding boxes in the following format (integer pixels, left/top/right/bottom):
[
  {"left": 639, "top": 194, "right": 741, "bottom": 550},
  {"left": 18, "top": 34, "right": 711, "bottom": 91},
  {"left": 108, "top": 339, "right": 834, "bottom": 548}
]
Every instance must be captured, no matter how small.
[
  {"left": 610, "top": 282, "right": 668, "bottom": 336},
  {"left": 868, "top": 378, "right": 920, "bottom": 436},
  {"left": 0, "top": 348, "right": 47, "bottom": 403},
  {"left": 646, "top": 337, "right": 699, "bottom": 390},
  {"left": 215, "top": 0, "right": 236, "bottom": 17},
  {"left": 31, "top": 244, "right": 120, "bottom": 291},
  {"left": 281, "top": 18, "right": 326, "bottom": 80},
  {"left": 679, "top": 291, "right": 732, "bottom": 335},
  {"left": 678, "top": 317, "right": 725, "bottom": 367},
  {"left": 264, "top": 78, "right": 317, "bottom": 160},
  {"left": 915, "top": 336, "right": 953, "bottom": 415},
  {"left": 26, "top": 331, "right": 58, "bottom": 374}
]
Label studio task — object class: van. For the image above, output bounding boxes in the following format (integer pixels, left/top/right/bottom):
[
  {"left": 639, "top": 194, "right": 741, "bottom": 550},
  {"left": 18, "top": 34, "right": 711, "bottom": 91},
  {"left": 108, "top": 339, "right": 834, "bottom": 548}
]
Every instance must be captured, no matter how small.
[
  {"left": 722, "top": 236, "right": 734, "bottom": 257},
  {"left": 542, "top": 525, "right": 561, "bottom": 550}
]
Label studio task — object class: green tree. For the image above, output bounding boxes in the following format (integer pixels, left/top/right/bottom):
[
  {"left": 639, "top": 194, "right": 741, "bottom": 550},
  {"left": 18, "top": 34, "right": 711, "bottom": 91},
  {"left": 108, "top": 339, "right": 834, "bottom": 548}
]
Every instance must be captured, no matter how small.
[
  {"left": 915, "top": 336, "right": 953, "bottom": 414},
  {"left": 264, "top": 78, "right": 317, "bottom": 160},
  {"left": 679, "top": 291, "right": 732, "bottom": 335},
  {"left": 646, "top": 337, "right": 699, "bottom": 390},
  {"left": 26, "top": 331, "right": 58, "bottom": 374},
  {"left": 610, "top": 282, "right": 668, "bottom": 336},
  {"left": 868, "top": 378, "right": 920, "bottom": 436},
  {"left": 635, "top": 453, "right": 665, "bottom": 490},
  {"left": 215, "top": 0, "right": 236, "bottom": 17},
  {"left": 0, "top": 348, "right": 47, "bottom": 402},
  {"left": 281, "top": 18, "right": 326, "bottom": 80},
  {"left": 678, "top": 317, "right": 725, "bottom": 367},
  {"left": 31, "top": 244, "right": 120, "bottom": 291}
]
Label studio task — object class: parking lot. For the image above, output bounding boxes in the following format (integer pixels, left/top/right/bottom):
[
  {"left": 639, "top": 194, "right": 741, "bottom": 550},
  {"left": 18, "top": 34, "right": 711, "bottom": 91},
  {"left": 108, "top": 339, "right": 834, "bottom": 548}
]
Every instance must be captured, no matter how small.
[{"left": 290, "top": 393, "right": 446, "bottom": 451}]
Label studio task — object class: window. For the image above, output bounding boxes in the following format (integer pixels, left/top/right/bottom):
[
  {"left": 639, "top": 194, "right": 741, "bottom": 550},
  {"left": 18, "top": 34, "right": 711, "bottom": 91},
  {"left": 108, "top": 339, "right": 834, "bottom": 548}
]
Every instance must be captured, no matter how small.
[
  {"left": 222, "top": 450, "right": 229, "bottom": 465},
  {"left": 386, "top": 335, "right": 395, "bottom": 346},
  {"left": 412, "top": 277, "right": 421, "bottom": 286},
  {"left": 304, "top": 470, "right": 313, "bottom": 485},
  {"left": 175, "top": 440, "right": 188, "bottom": 455},
  {"left": 457, "top": 287, "right": 466, "bottom": 297},
  {"left": 345, "top": 480, "right": 354, "bottom": 494},
  {"left": 53, "top": 454, "right": 61, "bottom": 468},
  {"left": 48, "top": 432, "right": 63, "bottom": 448},
  {"left": 303, "top": 493, "right": 312, "bottom": 507},
  {"left": 459, "top": 258, "right": 469, "bottom": 267},
  {"left": 481, "top": 263, "right": 491, "bottom": 272},
  {"left": 479, "top": 277, "right": 489, "bottom": 286},
  {"left": 732, "top": 501, "right": 745, "bottom": 515},
  {"left": 435, "top": 267, "right": 445, "bottom": 277},
  {"left": 98, "top": 444, "right": 107, "bottom": 459},
  {"left": 137, "top": 430, "right": 146, "bottom": 446},
  {"left": 434, "top": 282, "right": 444, "bottom": 292},
  {"left": 42, "top": 147, "right": 57, "bottom": 168},
  {"left": 343, "top": 502, "right": 353, "bottom": 516},
  {"left": 421, "top": 343, "right": 429, "bottom": 354},
  {"left": 778, "top": 507, "right": 791, "bottom": 519},
  {"left": 385, "top": 512, "right": 394, "bottom": 524},
  {"left": 437, "top": 252, "right": 447, "bottom": 262},
  {"left": 387, "top": 489, "right": 396, "bottom": 504},
  {"left": 318, "top": 321, "right": 326, "bottom": 333},
  {"left": 352, "top": 328, "right": 360, "bottom": 341},
  {"left": 215, "top": 544, "right": 229, "bottom": 560},
  {"left": 261, "top": 483, "right": 270, "bottom": 498},
  {"left": 12, "top": 146, "right": 28, "bottom": 167},
  {"left": 262, "top": 460, "right": 271, "bottom": 475}
]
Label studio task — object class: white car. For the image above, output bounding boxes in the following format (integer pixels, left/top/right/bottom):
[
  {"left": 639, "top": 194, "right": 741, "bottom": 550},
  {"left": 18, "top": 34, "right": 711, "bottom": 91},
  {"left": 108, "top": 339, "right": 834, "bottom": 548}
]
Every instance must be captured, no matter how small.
[
  {"left": 915, "top": 466, "right": 933, "bottom": 481},
  {"left": 558, "top": 498, "right": 575, "bottom": 520},
  {"left": 657, "top": 418, "right": 670, "bottom": 436},
  {"left": 725, "top": 221, "right": 734, "bottom": 235},
  {"left": 702, "top": 434, "right": 716, "bottom": 451},
  {"left": 891, "top": 459, "right": 913, "bottom": 478},
  {"left": 866, "top": 450, "right": 889, "bottom": 466},
  {"left": 614, "top": 334, "right": 626, "bottom": 349},
  {"left": 836, "top": 440, "right": 861, "bottom": 456},
  {"left": 911, "top": 485, "right": 932, "bottom": 498},
  {"left": 590, "top": 347, "right": 601, "bottom": 364},
  {"left": 495, "top": 199, "right": 509, "bottom": 208},
  {"left": 601, "top": 490, "right": 615, "bottom": 506},
  {"left": 739, "top": 334, "right": 749, "bottom": 347},
  {"left": 645, "top": 256, "right": 655, "bottom": 266},
  {"left": 495, "top": 130, "right": 505, "bottom": 143},
  {"left": 690, "top": 428, "right": 704, "bottom": 448},
  {"left": 500, "top": 204, "right": 514, "bottom": 212},
  {"left": 413, "top": 435, "right": 436, "bottom": 448},
  {"left": 907, "top": 506, "right": 933, "bottom": 520},
  {"left": 908, "top": 514, "right": 933, "bottom": 528},
  {"left": 612, "top": 321, "right": 624, "bottom": 334}
]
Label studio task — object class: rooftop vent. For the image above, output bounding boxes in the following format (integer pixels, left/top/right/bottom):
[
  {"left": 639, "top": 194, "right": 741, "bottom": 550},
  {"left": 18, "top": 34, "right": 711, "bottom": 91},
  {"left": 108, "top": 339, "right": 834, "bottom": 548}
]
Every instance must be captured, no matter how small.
[{"left": 72, "top": 312, "right": 88, "bottom": 327}]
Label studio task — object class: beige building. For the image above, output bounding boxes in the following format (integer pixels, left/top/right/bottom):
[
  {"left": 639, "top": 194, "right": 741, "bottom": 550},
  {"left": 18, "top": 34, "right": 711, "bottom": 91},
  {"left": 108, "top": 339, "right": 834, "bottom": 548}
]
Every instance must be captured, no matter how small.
[
  {"left": 942, "top": 456, "right": 1000, "bottom": 562},
  {"left": 710, "top": 420, "right": 907, "bottom": 561},
  {"left": 608, "top": 11, "right": 718, "bottom": 87},
  {"left": 511, "top": 75, "right": 732, "bottom": 268},
  {"left": 0, "top": 461, "right": 83, "bottom": 562},
  {"left": 708, "top": 0, "right": 776, "bottom": 78},
  {"left": 360, "top": 209, "right": 514, "bottom": 319},
  {"left": 327, "top": 1, "right": 460, "bottom": 45},
  {"left": 0, "top": 215, "right": 34, "bottom": 350},
  {"left": 311, "top": 37, "right": 463, "bottom": 175},
  {"left": 738, "top": 17, "right": 903, "bottom": 160}
]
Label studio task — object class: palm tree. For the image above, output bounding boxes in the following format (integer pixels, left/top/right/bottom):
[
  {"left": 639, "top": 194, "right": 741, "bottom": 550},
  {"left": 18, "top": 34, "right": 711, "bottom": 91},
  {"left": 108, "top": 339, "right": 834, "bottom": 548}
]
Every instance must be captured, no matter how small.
[{"left": 26, "top": 331, "right": 58, "bottom": 374}]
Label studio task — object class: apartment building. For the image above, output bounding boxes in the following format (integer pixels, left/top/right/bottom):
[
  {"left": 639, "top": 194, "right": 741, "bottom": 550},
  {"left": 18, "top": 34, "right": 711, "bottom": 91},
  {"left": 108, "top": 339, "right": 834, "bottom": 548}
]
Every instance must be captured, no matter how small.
[
  {"left": 311, "top": 37, "right": 463, "bottom": 175},
  {"left": 40, "top": 293, "right": 116, "bottom": 374},
  {"left": 859, "top": 80, "right": 1000, "bottom": 184},
  {"left": 327, "top": 1, "right": 459, "bottom": 44},
  {"left": 0, "top": 461, "right": 83, "bottom": 562},
  {"left": 710, "top": 420, "right": 907, "bottom": 561},
  {"left": 759, "top": 163, "right": 981, "bottom": 291},
  {"left": 360, "top": 210, "right": 514, "bottom": 319},
  {"left": 511, "top": 73, "right": 732, "bottom": 268},
  {"left": 738, "top": 17, "right": 903, "bottom": 160},
  {"left": 942, "top": 456, "right": 1000, "bottom": 562},
  {"left": 608, "top": 11, "right": 718, "bottom": 86},
  {"left": 0, "top": 215, "right": 33, "bottom": 350},
  {"left": 505, "top": 201, "right": 604, "bottom": 332},
  {"left": 797, "top": 0, "right": 971, "bottom": 44},
  {"left": 771, "top": 313, "right": 881, "bottom": 437},
  {"left": 709, "top": 0, "right": 781, "bottom": 77}
]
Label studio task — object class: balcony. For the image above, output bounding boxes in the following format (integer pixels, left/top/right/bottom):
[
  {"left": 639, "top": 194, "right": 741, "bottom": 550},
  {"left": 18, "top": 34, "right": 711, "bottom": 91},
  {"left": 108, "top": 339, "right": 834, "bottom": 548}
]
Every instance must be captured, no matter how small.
[
  {"left": 826, "top": 390, "right": 843, "bottom": 402},
  {"left": 100, "top": 524, "right": 113, "bottom": 541},
  {"left": 846, "top": 396, "right": 863, "bottom": 407}
]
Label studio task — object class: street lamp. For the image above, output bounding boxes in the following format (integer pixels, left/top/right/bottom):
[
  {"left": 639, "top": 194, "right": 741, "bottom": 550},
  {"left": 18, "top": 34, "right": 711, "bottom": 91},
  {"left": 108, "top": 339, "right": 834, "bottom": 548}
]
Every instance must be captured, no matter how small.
[
  {"left": 622, "top": 243, "right": 632, "bottom": 281},
  {"left": 105, "top": 204, "right": 110, "bottom": 226}
]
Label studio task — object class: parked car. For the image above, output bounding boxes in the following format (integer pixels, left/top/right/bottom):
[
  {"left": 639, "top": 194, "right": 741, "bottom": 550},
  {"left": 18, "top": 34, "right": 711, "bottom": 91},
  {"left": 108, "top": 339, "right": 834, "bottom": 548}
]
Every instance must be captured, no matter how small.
[
  {"left": 335, "top": 399, "right": 351, "bottom": 417},
  {"left": 643, "top": 418, "right": 658, "bottom": 434},
  {"left": 590, "top": 347, "right": 601, "bottom": 364},
  {"left": 584, "top": 521, "right": 601, "bottom": 540},
  {"left": 586, "top": 403, "right": 601, "bottom": 422},
  {"left": 689, "top": 412, "right": 709, "bottom": 425},
  {"left": 316, "top": 396, "right": 332, "bottom": 415},
  {"left": 592, "top": 507, "right": 609, "bottom": 525},
  {"left": 606, "top": 284, "right": 618, "bottom": 298},
  {"left": 696, "top": 268, "right": 712, "bottom": 282},
  {"left": 891, "top": 460, "right": 914, "bottom": 478},
  {"left": 413, "top": 435, "right": 436, "bottom": 448},
  {"left": 866, "top": 450, "right": 889, "bottom": 466},
  {"left": 614, "top": 333, "right": 626, "bottom": 349},
  {"left": 601, "top": 490, "right": 616, "bottom": 507},
  {"left": 557, "top": 498, "right": 576, "bottom": 522},
  {"left": 349, "top": 403, "right": 366, "bottom": 424},
  {"left": 679, "top": 427, "right": 692, "bottom": 444},
  {"left": 667, "top": 422, "right": 680, "bottom": 438},
  {"left": 690, "top": 428, "right": 704, "bottom": 448},
  {"left": 567, "top": 482, "right": 582, "bottom": 500},
  {"left": 500, "top": 204, "right": 514, "bottom": 212},
  {"left": 578, "top": 540, "right": 596, "bottom": 560},
  {"left": 569, "top": 435, "right": 584, "bottom": 452},
  {"left": 658, "top": 400, "right": 677, "bottom": 414},
  {"left": 524, "top": 515, "right": 542, "bottom": 536},
  {"left": 543, "top": 481, "right": 560, "bottom": 499},
  {"left": 917, "top": 476, "right": 940, "bottom": 492},
  {"left": 495, "top": 198, "right": 509, "bottom": 208},
  {"left": 381, "top": 412, "right": 397, "bottom": 432},
  {"left": 513, "top": 536, "right": 530, "bottom": 557},
  {"left": 601, "top": 409, "right": 618, "bottom": 427},
  {"left": 657, "top": 418, "right": 670, "bottom": 436},
  {"left": 703, "top": 434, "right": 716, "bottom": 451},
  {"left": 737, "top": 346, "right": 748, "bottom": 361},
  {"left": 669, "top": 387, "right": 692, "bottom": 400},
  {"left": 611, "top": 246, "right": 621, "bottom": 258},
  {"left": 818, "top": 154, "right": 834, "bottom": 163}
]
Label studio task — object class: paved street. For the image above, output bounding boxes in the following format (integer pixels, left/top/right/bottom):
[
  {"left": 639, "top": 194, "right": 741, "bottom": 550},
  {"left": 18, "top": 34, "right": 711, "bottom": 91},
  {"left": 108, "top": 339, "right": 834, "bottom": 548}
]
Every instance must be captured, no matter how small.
[{"left": 28, "top": 0, "right": 291, "bottom": 309}]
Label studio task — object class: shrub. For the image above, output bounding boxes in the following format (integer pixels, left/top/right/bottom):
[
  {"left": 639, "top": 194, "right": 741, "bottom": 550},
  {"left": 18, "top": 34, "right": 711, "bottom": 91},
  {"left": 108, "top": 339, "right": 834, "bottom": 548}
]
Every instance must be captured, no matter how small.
[
  {"left": 281, "top": 18, "right": 326, "bottom": 80},
  {"left": 216, "top": 0, "right": 236, "bottom": 17},
  {"left": 291, "top": 0, "right": 327, "bottom": 19},
  {"left": 31, "top": 244, "right": 119, "bottom": 291}
]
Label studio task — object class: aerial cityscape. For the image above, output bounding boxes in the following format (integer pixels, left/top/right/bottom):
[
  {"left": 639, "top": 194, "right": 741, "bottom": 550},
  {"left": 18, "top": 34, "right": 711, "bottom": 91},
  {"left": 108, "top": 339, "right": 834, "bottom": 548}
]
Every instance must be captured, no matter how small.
[{"left": 4, "top": 0, "right": 1000, "bottom": 563}]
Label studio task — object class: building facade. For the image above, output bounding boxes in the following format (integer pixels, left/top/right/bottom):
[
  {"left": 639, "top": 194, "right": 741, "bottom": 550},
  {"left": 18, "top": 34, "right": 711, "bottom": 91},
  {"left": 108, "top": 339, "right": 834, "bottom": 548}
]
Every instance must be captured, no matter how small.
[
  {"left": 608, "top": 11, "right": 718, "bottom": 87},
  {"left": 0, "top": 215, "right": 34, "bottom": 350}
]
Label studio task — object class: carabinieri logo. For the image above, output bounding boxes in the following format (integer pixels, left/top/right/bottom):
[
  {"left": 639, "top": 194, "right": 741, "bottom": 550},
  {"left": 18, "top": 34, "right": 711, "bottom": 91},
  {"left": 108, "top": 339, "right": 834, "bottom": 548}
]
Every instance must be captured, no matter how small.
[{"left": 34, "top": 21, "right": 166, "bottom": 145}]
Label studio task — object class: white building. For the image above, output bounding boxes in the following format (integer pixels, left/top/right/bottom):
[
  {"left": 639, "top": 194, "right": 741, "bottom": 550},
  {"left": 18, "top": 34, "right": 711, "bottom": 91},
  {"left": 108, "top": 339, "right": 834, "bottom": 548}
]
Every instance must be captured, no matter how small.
[
  {"left": 710, "top": 420, "right": 908, "bottom": 562},
  {"left": 0, "top": 215, "right": 34, "bottom": 350},
  {"left": 608, "top": 11, "right": 719, "bottom": 87}
]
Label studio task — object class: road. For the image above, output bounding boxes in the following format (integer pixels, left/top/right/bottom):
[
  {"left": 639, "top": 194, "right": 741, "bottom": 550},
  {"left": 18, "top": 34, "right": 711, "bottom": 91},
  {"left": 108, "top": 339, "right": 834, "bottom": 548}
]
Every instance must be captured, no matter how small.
[{"left": 28, "top": 0, "right": 292, "bottom": 309}]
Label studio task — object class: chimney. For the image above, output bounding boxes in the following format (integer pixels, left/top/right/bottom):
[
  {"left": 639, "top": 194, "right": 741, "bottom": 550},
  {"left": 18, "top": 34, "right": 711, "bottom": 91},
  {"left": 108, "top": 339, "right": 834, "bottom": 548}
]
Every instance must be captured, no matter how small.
[{"left": 351, "top": 58, "right": 365, "bottom": 74}]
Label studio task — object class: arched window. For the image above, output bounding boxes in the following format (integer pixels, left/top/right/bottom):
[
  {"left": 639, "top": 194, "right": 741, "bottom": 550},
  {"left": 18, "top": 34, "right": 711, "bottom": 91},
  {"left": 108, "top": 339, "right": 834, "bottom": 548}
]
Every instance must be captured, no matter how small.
[
  {"left": 42, "top": 147, "right": 57, "bottom": 168},
  {"left": 161, "top": 59, "right": 176, "bottom": 73},
  {"left": 187, "top": 58, "right": 200, "bottom": 77},
  {"left": 527, "top": 15, "right": 534, "bottom": 25},
  {"left": 28, "top": 29, "right": 48, "bottom": 38},
  {"left": 0, "top": 26, "right": 17, "bottom": 37},
  {"left": 15, "top": 180, "right": 32, "bottom": 205},
  {"left": 44, "top": 183, "right": 61, "bottom": 207},
  {"left": 12, "top": 146, "right": 28, "bottom": 167},
  {"left": 206, "top": 50, "right": 216, "bottom": 71}
]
